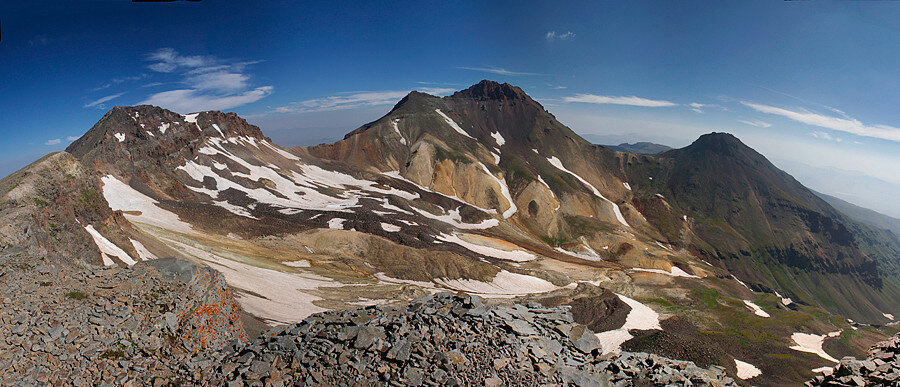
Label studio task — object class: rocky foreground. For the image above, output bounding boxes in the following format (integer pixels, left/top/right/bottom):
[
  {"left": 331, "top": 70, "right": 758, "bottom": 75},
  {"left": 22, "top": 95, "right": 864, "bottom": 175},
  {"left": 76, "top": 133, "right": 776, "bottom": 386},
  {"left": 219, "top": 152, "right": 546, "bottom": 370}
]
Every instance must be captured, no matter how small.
[
  {"left": 187, "top": 292, "right": 737, "bottom": 386},
  {"left": 0, "top": 246, "right": 740, "bottom": 386},
  {"left": 0, "top": 247, "right": 245, "bottom": 386},
  {"left": 807, "top": 332, "right": 900, "bottom": 386}
]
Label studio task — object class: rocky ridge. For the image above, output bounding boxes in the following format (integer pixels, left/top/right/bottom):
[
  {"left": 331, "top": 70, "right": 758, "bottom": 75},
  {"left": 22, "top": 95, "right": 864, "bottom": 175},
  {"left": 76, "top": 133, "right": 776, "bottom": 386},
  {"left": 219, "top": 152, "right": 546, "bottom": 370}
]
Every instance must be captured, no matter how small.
[
  {"left": 184, "top": 292, "right": 737, "bottom": 386},
  {"left": 807, "top": 332, "right": 900, "bottom": 386}
]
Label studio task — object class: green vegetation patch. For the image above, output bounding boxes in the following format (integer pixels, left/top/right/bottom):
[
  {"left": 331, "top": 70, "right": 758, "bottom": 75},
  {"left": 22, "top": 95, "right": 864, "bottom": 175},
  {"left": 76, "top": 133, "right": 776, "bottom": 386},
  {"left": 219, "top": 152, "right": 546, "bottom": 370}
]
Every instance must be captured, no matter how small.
[{"left": 65, "top": 291, "right": 87, "bottom": 300}]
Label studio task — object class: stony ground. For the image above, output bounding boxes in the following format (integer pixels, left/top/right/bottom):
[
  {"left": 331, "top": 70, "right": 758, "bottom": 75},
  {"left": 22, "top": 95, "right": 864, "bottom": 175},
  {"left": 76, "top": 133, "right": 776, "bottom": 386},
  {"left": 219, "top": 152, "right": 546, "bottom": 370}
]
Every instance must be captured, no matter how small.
[
  {"left": 0, "top": 246, "right": 244, "bottom": 386},
  {"left": 186, "top": 292, "right": 737, "bottom": 386},
  {"left": 807, "top": 332, "right": 900, "bottom": 386}
]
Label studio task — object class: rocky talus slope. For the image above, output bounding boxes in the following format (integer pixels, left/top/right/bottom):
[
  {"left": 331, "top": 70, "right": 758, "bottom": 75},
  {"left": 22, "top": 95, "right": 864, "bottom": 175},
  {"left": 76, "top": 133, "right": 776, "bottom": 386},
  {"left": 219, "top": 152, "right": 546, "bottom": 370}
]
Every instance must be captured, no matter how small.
[
  {"left": 0, "top": 247, "right": 245, "bottom": 386},
  {"left": 185, "top": 292, "right": 737, "bottom": 386},
  {"left": 807, "top": 333, "right": 900, "bottom": 386}
]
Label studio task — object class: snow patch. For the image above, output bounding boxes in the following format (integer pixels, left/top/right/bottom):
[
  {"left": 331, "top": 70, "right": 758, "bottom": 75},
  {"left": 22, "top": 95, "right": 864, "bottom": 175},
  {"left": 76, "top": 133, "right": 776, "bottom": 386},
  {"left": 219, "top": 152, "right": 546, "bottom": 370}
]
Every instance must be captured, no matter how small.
[
  {"left": 434, "top": 109, "right": 473, "bottom": 139},
  {"left": 282, "top": 259, "right": 311, "bottom": 268},
  {"left": 595, "top": 294, "right": 661, "bottom": 354},
  {"left": 790, "top": 331, "right": 841, "bottom": 363},
  {"left": 631, "top": 267, "right": 699, "bottom": 278},
  {"left": 83, "top": 225, "right": 136, "bottom": 266},
  {"left": 775, "top": 291, "right": 793, "bottom": 306},
  {"left": 743, "top": 300, "right": 770, "bottom": 318},
  {"left": 884, "top": 313, "right": 895, "bottom": 321},
  {"left": 546, "top": 156, "right": 629, "bottom": 227},
  {"left": 623, "top": 182, "right": 631, "bottom": 190},
  {"left": 490, "top": 132, "right": 505, "bottom": 146},
  {"left": 327, "top": 218, "right": 345, "bottom": 230},
  {"left": 158, "top": 122, "right": 170, "bottom": 134},
  {"left": 381, "top": 222, "right": 401, "bottom": 232},
  {"left": 114, "top": 133, "right": 125, "bottom": 142},
  {"left": 734, "top": 359, "right": 762, "bottom": 379}
]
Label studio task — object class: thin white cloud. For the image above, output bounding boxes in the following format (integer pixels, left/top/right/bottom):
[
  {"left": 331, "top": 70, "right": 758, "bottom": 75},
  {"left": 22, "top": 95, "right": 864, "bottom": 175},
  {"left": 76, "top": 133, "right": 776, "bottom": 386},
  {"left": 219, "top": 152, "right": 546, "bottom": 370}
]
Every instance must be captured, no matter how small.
[
  {"left": 458, "top": 66, "right": 544, "bottom": 76},
  {"left": 84, "top": 92, "right": 126, "bottom": 109},
  {"left": 547, "top": 84, "right": 567, "bottom": 90},
  {"left": 139, "top": 48, "right": 272, "bottom": 113},
  {"left": 66, "top": 136, "right": 80, "bottom": 141},
  {"left": 44, "top": 139, "right": 61, "bottom": 146},
  {"left": 563, "top": 94, "right": 677, "bottom": 107},
  {"left": 810, "top": 131, "right": 843, "bottom": 142},
  {"left": 688, "top": 102, "right": 706, "bottom": 113},
  {"left": 545, "top": 31, "right": 575, "bottom": 41},
  {"left": 739, "top": 120, "right": 772, "bottom": 128},
  {"left": 142, "top": 86, "right": 273, "bottom": 113},
  {"left": 272, "top": 88, "right": 454, "bottom": 114},
  {"left": 742, "top": 101, "right": 900, "bottom": 143}
]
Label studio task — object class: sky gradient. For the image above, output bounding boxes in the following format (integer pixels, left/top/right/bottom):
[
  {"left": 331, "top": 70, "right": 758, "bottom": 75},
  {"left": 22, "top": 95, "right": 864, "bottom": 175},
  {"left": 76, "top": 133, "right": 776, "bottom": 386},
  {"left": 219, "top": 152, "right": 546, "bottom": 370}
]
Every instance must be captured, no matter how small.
[{"left": 2, "top": 1, "right": 899, "bottom": 215}]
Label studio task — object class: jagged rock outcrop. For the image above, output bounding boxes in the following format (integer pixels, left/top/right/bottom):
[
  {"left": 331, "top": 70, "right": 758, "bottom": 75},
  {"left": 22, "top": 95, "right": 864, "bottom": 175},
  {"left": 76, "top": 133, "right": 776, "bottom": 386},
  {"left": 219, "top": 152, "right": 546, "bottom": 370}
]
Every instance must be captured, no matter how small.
[{"left": 807, "top": 332, "right": 900, "bottom": 386}]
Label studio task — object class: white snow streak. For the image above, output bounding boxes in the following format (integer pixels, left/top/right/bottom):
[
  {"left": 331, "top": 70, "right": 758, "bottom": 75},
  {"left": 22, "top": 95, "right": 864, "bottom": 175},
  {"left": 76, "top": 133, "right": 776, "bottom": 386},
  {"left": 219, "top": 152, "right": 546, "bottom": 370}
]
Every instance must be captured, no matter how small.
[
  {"left": 391, "top": 119, "right": 407, "bottom": 145},
  {"left": 381, "top": 222, "right": 401, "bottom": 232},
  {"left": 114, "top": 133, "right": 125, "bottom": 142},
  {"left": 327, "top": 218, "right": 345, "bottom": 230},
  {"left": 631, "top": 267, "right": 699, "bottom": 278},
  {"left": 434, "top": 109, "right": 473, "bottom": 139},
  {"left": 437, "top": 233, "right": 536, "bottom": 262},
  {"left": 83, "top": 225, "right": 136, "bottom": 266},
  {"left": 546, "top": 156, "right": 630, "bottom": 227},
  {"left": 478, "top": 162, "right": 516, "bottom": 218},
  {"left": 130, "top": 239, "right": 156, "bottom": 261}
]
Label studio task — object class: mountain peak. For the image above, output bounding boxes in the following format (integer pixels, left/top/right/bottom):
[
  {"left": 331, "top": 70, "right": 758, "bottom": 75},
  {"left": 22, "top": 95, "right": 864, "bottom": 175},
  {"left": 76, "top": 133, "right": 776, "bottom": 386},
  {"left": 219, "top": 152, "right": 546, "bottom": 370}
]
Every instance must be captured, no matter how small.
[
  {"left": 681, "top": 132, "right": 749, "bottom": 155},
  {"left": 451, "top": 80, "right": 530, "bottom": 101}
]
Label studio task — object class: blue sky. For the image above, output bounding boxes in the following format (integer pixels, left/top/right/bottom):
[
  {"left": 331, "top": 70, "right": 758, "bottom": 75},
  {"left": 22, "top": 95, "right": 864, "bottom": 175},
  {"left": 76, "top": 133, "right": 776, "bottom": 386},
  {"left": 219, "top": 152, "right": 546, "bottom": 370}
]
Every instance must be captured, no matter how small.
[{"left": 2, "top": 1, "right": 899, "bottom": 213}]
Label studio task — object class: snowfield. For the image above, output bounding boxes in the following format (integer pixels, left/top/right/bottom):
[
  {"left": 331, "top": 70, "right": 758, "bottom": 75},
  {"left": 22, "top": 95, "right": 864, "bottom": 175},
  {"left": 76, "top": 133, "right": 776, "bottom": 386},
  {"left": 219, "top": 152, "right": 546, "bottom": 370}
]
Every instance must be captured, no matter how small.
[
  {"left": 130, "top": 239, "right": 156, "bottom": 261},
  {"left": 595, "top": 294, "right": 661, "bottom": 354},
  {"left": 478, "top": 162, "right": 516, "bottom": 218},
  {"left": 100, "top": 175, "right": 194, "bottom": 234},
  {"left": 390, "top": 119, "right": 407, "bottom": 145}
]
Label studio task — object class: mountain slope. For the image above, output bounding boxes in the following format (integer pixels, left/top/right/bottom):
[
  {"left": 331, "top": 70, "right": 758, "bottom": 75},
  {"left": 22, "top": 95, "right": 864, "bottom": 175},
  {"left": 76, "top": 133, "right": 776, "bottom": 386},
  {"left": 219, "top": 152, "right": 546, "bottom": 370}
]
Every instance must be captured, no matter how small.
[
  {"left": 624, "top": 132, "right": 897, "bottom": 321},
  {"left": 816, "top": 190, "right": 900, "bottom": 236}
]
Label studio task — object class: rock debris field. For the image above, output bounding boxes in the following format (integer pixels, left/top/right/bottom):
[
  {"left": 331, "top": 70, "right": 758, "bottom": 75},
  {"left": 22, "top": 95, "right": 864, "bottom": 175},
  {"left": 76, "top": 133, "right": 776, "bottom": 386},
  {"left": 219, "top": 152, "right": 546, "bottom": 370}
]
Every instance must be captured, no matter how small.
[{"left": 807, "top": 332, "right": 900, "bottom": 386}]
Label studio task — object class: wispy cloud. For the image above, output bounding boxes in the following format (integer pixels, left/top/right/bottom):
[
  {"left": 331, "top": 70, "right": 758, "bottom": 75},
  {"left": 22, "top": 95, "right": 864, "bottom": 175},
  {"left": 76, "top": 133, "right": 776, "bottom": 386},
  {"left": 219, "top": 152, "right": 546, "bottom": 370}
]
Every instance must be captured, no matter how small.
[
  {"left": 84, "top": 92, "right": 126, "bottom": 109},
  {"left": 271, "top": 88, "right": 454, "bottom": 114},
  {"left": 563, "top": 94, "right": 677, "bottom": 107},
  {"left": 688, "top": 102, "right": 706, "bottom": 113},
  {"left": 66, "top": 136, "right": 79, "bottom": 141},
  {"left": 547, "top": 84, "right": 567, "bottom": 90},
  {"left": 458, "top": 66, "right": 544, "bottom": 76},
  {"left": 810, "top": 130, "right": 843, "bottom": 142},
  {"left": 139, "top": 48, "right": 271, "bottom": 113},
  {"left": 545, "top": 31, "right": 575, "bottom": 41},
  {"left": 44, "top": 139, "right": 61, "bottom": 146},
  {"left": 739, "top": 120, "right": 772, "bottom": 128},
  {"left": 741, "top": 101, "right": 900, "bottom": 143}
]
